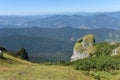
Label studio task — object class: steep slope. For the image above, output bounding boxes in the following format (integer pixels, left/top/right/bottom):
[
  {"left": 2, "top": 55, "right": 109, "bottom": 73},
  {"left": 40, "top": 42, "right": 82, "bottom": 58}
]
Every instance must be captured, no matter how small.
[
  {"left": 0, "top": 28, "right": 120, "bottom": 62},
  {"left": 0, "top": 53, "right": 93, "bottom": 80},
  {"left": 0, "top": 52, "right": 31, "bottom": 66},
  {"left": 0, "top": 52, "right": 32, "bottom": 75},
  {"left": 0, "top": 27, "right": 120, "bottom": 42},
  {"left": 0, "top": 36, "right": 73, "bottom": 62}
]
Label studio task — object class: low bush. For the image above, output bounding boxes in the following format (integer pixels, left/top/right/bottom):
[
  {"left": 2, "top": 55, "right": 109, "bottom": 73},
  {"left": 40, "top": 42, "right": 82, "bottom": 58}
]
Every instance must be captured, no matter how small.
[
  {"left": 94, "top": 42, "right": 119, "bottom": 56},
  {"left": 70, "top": 56, "right": 120, "bottom": 71}
]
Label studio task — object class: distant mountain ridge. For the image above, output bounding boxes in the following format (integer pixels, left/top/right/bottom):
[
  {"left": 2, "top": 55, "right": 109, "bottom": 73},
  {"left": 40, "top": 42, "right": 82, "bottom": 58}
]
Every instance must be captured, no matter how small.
[
  {"left": 25, "top": 14, "right": 119, "bottom": 29},
  {"left": 0, "top": 11, "right": 120, "bottom": 29}
]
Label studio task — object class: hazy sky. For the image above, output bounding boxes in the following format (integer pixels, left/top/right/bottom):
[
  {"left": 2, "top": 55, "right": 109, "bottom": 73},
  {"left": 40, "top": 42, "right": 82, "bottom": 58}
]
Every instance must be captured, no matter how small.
[{"left": 0, "top": 0, "right": 120, "bottom": 15}]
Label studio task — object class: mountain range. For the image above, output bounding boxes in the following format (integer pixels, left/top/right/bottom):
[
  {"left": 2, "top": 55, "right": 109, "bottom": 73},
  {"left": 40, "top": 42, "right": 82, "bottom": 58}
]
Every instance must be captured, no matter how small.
[
  {"left": 0, "top": 11, "right": 120, "bottom": 29},
  {"left": 1, "top": 11, "right": 120, "bottom": 62}
]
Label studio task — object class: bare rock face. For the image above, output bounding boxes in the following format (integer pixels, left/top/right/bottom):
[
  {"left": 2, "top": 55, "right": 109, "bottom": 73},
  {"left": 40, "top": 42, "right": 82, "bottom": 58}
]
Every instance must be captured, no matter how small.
[
  {"left": 112, "top": 46, "right": 120, "bottom": 56},
  {"left": 71, "top": 34, "right": 96, "bottom": 61},
  {"left": 71, "top": 50, "right": 89, "bottom": 61}
]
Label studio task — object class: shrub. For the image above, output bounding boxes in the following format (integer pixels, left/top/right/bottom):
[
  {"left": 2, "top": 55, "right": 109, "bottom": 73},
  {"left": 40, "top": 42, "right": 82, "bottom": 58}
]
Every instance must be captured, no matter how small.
[
  {"left": 55, "top": 60, "right": 70, "bottom": 66},
  {"left": 95, "top": 42, "right": 112, "bottom": 56},
  {"left": 70, "top": 56, "right": 120, "bottom": 71},
  {"left": 43, "top": 62, "right": 52, "bottom": 65},
  {"left": 16, "top": 48, "right": 29, "bottom": 60}
]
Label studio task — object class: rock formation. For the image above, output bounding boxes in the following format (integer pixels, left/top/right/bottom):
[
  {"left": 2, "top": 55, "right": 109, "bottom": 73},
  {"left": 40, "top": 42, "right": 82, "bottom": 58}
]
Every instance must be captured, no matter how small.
[
  {"left": 112, "top": 46, "right": 120, "bottom": 56},
  {"left": 0, "top": 46, "right": 7, "bottom": 58},
  {"left": 71, "top": 34, "right": 96, "bottom": 61},
  {"left": 16, "top": 48, "right": 29, "bottom": 60},
  {"left": 0, "top": 46, "right": 7, "bottom": 53}
]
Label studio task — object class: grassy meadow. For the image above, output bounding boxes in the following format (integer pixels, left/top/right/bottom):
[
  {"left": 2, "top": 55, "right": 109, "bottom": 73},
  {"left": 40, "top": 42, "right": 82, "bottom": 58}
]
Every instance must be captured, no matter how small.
[
  {"left": 1, "top": 53, "right": 120, "bottom": 80},
  {"left": 0, "top": 53, "right": 93, "bottom": 80}
]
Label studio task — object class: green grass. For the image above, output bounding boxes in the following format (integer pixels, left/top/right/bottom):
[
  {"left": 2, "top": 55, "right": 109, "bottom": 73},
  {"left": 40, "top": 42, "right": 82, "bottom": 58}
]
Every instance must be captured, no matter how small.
[
  {"left": 2, "top": 53, "right": 120, "bottom": 80},
  {"left": 89, "top": 70, "right": 120, "bottom": 80},
  {"left": 0, "top": 53, "right": 93, "bottom": 80}
]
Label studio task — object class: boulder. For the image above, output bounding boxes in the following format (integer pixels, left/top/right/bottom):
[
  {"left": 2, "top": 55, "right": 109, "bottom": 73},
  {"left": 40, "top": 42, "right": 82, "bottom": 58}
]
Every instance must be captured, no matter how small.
[
  {"left": 112, "top": 46, "right": 120, "bottom": 56},
  {"left": 71, "top": 34, "right": 96, "bottom": 61}
]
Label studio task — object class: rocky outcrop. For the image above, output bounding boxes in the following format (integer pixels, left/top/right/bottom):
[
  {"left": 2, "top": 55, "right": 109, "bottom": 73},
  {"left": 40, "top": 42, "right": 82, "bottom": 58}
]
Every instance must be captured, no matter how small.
[
  {"left": 16, "top": 48, "right": 29, "bottom": 60},
  {"left": 0, "top": 46, "right": 7, "bottom": 53},
  {"left": 82, "top": 34, "right": 95, "bottom": 49},
  {"left": 71, "top": 34, "right": 96, "bottom": 61},
  {"left": 0, "top": 46, "right": 7, "bottom": 58},
  {"left": 112, "top": 46, "right": 120, "bottom": 56}
]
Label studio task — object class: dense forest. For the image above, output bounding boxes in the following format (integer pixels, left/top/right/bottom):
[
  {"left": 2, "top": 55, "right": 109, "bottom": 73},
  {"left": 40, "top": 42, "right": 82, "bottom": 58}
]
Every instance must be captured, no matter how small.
[{"left": 0, "top": 27, "right": 120, "bottom": 62}]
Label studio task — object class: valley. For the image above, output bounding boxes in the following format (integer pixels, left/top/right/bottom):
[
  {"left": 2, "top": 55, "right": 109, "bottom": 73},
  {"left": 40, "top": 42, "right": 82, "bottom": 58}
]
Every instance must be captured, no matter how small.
[{"left": 0, "top": 27, "right": 120, "bottom": 62}]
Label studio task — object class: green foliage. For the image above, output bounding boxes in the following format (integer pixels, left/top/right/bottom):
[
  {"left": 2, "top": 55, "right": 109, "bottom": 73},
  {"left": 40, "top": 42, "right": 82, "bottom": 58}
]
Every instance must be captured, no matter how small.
[
  {"left": 2, "top": 40, "right": 119, "bottom": 72},
  {"left": 42, "top": 62, "right": 52, "bottom": 65},
  {"left": 74, "top": 42, "right": 84, "bottom": 52},
  {"left": 70, "top": 56, "right": 120, "bottom": 71},
  {"left": 83, "top": 34, "right": 95, "bottom": 45},
  {"left": 77, "top": 39, "right": 82, "bottom": 43},
  {"left": 95, "top": 42, "right": 119, "bottom": 56},
  {"left": 56, "top": 60, "right": 65, "bottom": 65},
  {"left": 0, "top": 35, "right": 73, "bottom": 62},
  {"left": 16, "top": 48, "right": 29, "bottom": 60},
  {"left": 0, "top": 28, "right": 120, "bottom": 62},
  {"left": 55, "top": 60, "right": 70, "bottom": 66}
]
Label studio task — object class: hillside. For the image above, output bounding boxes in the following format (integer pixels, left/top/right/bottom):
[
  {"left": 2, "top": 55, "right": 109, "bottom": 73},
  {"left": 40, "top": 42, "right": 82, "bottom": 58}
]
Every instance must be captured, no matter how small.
[
  {"left": 0, "top": 28, "right": 120, "bottom": 62},
  {"left": 1, "top": 35, "right": 120, "bottom": 80},
  {"left": 69, "top": 34, "right": 120, "bottom": 80},
  {"left": 1, "top": 51, "right": 120, "bottom": 80},
  {"left": 0, "top": 27, "right": 120, "bottom": 42},
  {"left": 0, "top": 35, "right": 73, "bottom": 62},
  {"left": 0, "top": 53, "right": 93, "bottom": 80}
]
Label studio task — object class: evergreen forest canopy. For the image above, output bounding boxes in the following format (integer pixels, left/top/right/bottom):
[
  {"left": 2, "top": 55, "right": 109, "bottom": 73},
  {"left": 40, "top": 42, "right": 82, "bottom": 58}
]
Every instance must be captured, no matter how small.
[{"left": 0, "top": 27, "right": 120, "bottom": 62}]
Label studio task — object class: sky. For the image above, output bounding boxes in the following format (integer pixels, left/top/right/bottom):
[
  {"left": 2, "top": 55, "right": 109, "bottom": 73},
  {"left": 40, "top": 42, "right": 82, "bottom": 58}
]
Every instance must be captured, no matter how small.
[{"left": 0, "top": 0, "right": 120, "bottom": 15}]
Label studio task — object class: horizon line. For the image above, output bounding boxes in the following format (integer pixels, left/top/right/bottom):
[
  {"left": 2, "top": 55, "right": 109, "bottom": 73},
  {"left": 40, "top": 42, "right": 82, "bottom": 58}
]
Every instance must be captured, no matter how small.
[{"left": 0, "top": 11, "right": 120, "bottom": 16}]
